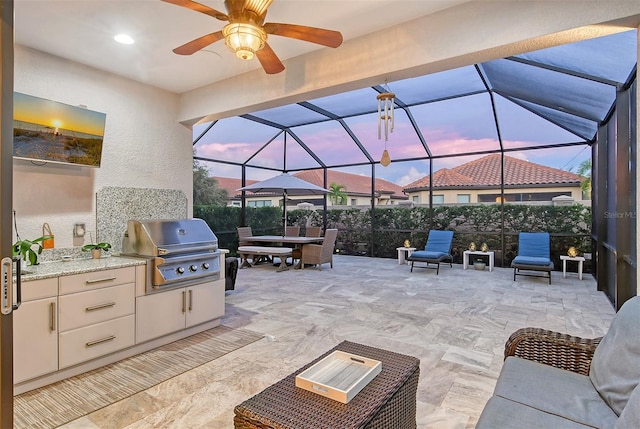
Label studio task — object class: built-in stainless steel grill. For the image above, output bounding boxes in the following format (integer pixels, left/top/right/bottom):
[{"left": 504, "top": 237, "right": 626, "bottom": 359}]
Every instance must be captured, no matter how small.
[{"left": 122, "top": 219, "right": 221, "bottom": 293}]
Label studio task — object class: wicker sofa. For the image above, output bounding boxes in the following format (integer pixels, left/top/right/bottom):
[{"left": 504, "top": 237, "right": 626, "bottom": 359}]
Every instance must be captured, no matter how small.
[{"left": 477, "top": 296, "right": 640, "bottom": 429}]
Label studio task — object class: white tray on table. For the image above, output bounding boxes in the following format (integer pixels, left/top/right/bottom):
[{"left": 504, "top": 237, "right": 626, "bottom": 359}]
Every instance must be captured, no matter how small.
[{"left": 295, "top": 350, "right": 382, "bottom": 404}]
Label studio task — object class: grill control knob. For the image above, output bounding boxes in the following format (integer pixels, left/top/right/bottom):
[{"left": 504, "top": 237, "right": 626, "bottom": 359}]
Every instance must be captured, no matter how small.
[
  {"left": 189, "top": 265, "right": 198, "bottom": 272},
  {"left": 176, "top": 267, "right": 185, "bottom": 274},
  {"left": 202, "top": 262, "right": 210, "bottom": 270}
]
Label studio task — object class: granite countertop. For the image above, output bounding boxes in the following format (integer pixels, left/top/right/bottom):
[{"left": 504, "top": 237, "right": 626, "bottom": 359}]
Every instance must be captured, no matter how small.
[{"left": 19, "top": 255, "right": 147, "bottom": 282}]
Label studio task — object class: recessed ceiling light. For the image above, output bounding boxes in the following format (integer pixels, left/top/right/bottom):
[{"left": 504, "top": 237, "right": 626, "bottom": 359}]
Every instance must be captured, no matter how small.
[{"left": 114, "top": 34, "right": 134, "bottom": 45}]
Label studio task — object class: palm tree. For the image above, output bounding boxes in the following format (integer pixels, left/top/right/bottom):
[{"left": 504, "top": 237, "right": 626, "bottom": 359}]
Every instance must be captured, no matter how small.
[
  {"left": 576, "top": 158, "right": 591, "bottom": 199},
  {"left": 328, "top": 183, "right": 347, "bottom": 205}
]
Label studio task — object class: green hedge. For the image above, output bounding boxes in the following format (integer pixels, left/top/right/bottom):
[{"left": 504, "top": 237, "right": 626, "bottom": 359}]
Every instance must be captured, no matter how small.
[{"left": 194, "top": 204, "right": 591, "bottom": 269}]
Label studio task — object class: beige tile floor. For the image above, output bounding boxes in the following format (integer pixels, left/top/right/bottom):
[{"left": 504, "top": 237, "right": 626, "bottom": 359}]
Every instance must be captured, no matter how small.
[{"left": 59, "top": 255, "right": 615, "bottom": 429}]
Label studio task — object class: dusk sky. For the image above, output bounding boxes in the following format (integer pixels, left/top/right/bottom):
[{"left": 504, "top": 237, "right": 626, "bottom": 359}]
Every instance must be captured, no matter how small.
[
  {"left": 193, "top": 30, "right": 635, "bottom": 186},
  {"left": 193, "top": 89, "right": 591, "bottom": 186},
  {"left": 14, "top": 92, "right": 106, "bottom": 137}
]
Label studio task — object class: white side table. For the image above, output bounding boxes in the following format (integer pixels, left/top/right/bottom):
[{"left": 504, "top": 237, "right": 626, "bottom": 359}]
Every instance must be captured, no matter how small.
[
  {"left": 396, "top": 247, "right": 416, "bottom": 265},
  {"left": 560, "top": 255, "right": 585, "bottom": 280},
  {"left": 463, "top": 250, "right": 494, "bottom": 272}
]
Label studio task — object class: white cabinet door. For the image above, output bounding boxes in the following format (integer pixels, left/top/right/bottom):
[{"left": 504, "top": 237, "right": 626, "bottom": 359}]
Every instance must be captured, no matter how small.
[
  {"left": 136, "top": 288, "right": 186, "bottom": 344},
  {"left": 137, "top": 280, "right": 225, "bottom": 343},
  {"left": 186, "top": 280, "right": 225, "bottom": 328},
  {"left": 13, "top": 297, "right": 58, "bottom": 383}
]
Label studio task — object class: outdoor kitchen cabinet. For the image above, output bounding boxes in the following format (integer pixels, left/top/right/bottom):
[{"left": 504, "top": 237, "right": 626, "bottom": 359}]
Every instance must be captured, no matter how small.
[
  {"left": 13, "top": 256, "right": 227, "bottom": 394},
  {"left": 58, "top": 267, "right": 136, "bottom": 369},
  {"left": 13, "top": 277, "right": 59, "bottom": 384},
  {"left": 135, "top": 278, "right": 225, "bottom": 344}
]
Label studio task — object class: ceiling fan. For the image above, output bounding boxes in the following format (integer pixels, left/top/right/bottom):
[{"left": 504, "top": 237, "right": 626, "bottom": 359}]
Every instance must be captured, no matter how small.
[{"left": 162, "top": 0, "right": 344, "bottom": 74}]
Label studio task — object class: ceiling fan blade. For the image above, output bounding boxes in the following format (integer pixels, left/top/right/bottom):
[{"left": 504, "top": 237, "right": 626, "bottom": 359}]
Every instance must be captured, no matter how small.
[
  {"left": 263, "top": 23, "right": 343, "bottom": 48},
  {"left": 173, "top": 31, "right": 225, "bottom": 55},
  {"left": 256, "top": 43, "right": 285, "bottom": 74},
  {"left": 161, "top": 0, "right": 228, "bottom": 21}
]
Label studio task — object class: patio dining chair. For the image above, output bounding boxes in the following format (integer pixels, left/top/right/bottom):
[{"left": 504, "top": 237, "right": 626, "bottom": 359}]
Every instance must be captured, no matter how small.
[
  {"left": 285, "top": 226, "right": 300, "bottom": 236},
  {"left": 511, "top": 232, "right": 554, "bottom": 284},
  {"left": 291, "top": 226, "right": 323, "bottom": 264},
  {"left": 407, "top": 230, "right": 454, "bottom": 275},
  {"left": 304, "top": 226, "right": 322, "bottom": 237},
  {"left": 301, "top": 229, "right": 338, "bottom": 270},
  {"left": 237, "top": 226, "right": 270, "bottom": 265},
  {"left": 281, "top": 225, "right": 301, "bottom": 265},
  {"left": 237, "top": 226, "right": 253, "bottom": 246}
]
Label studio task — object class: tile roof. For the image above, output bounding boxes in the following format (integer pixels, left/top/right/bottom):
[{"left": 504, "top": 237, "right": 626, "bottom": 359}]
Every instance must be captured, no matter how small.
[
  {"left": 213, "top": 177, "right": 261, "bottom": 198},
  {"left": 403, "top": 154, "right": 582, "bottom": 191},
  {"left": 293, "top": 170, "right": 406, "bottom": 198},
  {"left": 215, "top": 170, "right": 406, "bottom": 199}
]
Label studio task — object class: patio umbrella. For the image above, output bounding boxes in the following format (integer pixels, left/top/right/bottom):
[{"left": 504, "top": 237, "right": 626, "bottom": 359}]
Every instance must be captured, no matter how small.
[{"left": 238, "top": 173, "right": 329, "bottom": 235}]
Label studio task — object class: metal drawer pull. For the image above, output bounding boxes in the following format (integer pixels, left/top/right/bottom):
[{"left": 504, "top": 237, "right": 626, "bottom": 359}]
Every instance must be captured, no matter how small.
[
  {"left": 86, "top": 335, "right": 116, "bottom": 347},
  {"left": 85, "top": 277, "right": 117, "bottom": 285},
  {"left": 86, "top": 302, "right": 116, "bottom": 312},
  {"left": 49, "top": 302, "right": 56, "bottom": 332}
]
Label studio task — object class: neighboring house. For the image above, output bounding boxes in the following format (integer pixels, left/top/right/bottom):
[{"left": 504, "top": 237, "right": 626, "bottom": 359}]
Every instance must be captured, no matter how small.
[
  {"left": 213, "top": 170, "right": 408, "bottom": 208},
  {"left": 403, "top": 154, "right": 585, "bottom": 204},
  {"left": 213, "top": 177, "right": 264, "bottom": 207},
  {"left": 294, "top": 170, "right": 407, "bottom": 206}
]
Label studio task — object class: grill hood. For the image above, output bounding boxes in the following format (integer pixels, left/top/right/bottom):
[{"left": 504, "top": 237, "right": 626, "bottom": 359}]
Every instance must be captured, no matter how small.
[{"left": 125, "top": 219, "right": 218, "bottom": 257}]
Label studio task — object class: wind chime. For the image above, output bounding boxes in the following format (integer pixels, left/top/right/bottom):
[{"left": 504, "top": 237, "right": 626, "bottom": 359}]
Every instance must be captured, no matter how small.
[{"left": 377, "top": 84, "right": 395, "bottom": 167}]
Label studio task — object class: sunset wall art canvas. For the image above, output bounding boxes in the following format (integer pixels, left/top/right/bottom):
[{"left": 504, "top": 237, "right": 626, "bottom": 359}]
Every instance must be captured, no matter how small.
[{"left": 13, "top": 92, "right": 107, "bottom": 167}]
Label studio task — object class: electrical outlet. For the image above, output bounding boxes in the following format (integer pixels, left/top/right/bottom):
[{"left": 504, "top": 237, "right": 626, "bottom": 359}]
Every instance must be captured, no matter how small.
[{"left": 73, "top": 223, "right": 86, "bottom": 237}]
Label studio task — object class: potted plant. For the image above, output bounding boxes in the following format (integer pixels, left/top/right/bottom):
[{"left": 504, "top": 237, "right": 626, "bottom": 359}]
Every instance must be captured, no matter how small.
[
  {"left": 82, "top": 242, "right": 111, "bottom": 259},
  {"left": 12, "top": 236, "right": 50, "bottom": 266}
]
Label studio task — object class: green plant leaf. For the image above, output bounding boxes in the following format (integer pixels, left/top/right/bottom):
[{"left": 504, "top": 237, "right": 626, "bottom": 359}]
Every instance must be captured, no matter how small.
[
  {"left": 12, "top": 237, "right": 46, "bottom": 265},
  {"left": 82, "top": 242, "right": 111, "bottom": 252}
]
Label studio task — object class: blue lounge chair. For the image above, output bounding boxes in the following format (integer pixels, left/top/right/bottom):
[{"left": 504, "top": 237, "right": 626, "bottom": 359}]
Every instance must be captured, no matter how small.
[
  {"left": 407, "top": 230, "right": 454, "bottom": 275},
  {"left": 511, "top": 232, "right": 554, "bottom": 284}
]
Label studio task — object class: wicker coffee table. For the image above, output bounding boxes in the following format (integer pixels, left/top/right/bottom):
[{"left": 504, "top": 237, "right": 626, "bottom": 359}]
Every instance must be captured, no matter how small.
[{"left": 234, "top": 340, "right": 420, "bottom": 429}]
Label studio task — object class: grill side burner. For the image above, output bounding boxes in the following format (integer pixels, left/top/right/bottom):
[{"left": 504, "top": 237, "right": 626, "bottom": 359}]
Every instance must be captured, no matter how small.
[{"left": 123, "top": 219, "right": 221, "bottom": 293}]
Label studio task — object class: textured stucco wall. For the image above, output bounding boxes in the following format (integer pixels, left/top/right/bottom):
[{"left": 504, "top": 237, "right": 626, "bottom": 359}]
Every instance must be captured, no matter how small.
[{"left": 13, "top": 45, "right": 192, "bottom": 249}]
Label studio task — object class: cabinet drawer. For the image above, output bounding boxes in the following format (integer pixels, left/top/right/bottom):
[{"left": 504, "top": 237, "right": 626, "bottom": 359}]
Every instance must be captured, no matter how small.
[
  {"left": 59, "top": 315, "right": 135, "bottom": 369},
  {"left": 21, "top": 277, "right": 58, "bottom": 302},
  {"left": 59, "top": 267, "right": 136, "bottom": 295},
  {"left": 58, "top": 283, "right": 135, "bottom": 332}
]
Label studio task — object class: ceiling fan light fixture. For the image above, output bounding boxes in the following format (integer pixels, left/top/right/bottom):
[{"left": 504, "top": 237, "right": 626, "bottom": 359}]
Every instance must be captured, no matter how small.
[
  {"left": 244, "top": 0, "right": 274, "bottom": 17},
  {"left": 223, "top": 23, "right": 267, "bottom": 61}
]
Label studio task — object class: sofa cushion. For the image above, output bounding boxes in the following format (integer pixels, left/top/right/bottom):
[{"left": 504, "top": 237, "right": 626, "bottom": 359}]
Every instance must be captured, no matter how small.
[
  {"left": 616, "top": 383, "right": 640, "bottom": 429},
  {"left": 512, "top": 255, "right": 553, "bottom": 267},
  {"left": 494, "top": 357, "right": 618, "bottom": 428},
  {"left": 590, "top": 296, "right": 640, "bottom": 416},
  {"left": 477, "top": 396, "right": 596, "bottom": 429},
  {"left": 408, "top": 250, "right": 447, "bottom": 261}
]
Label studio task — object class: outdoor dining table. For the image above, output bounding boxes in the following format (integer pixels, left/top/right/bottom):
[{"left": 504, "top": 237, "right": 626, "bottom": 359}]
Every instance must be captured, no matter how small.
[
  {"left": 247, "top": 235, "right": 324, "bottom": 245},
  {"left": 246, "top": 235, "right": 324, "bottom": 269}
]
